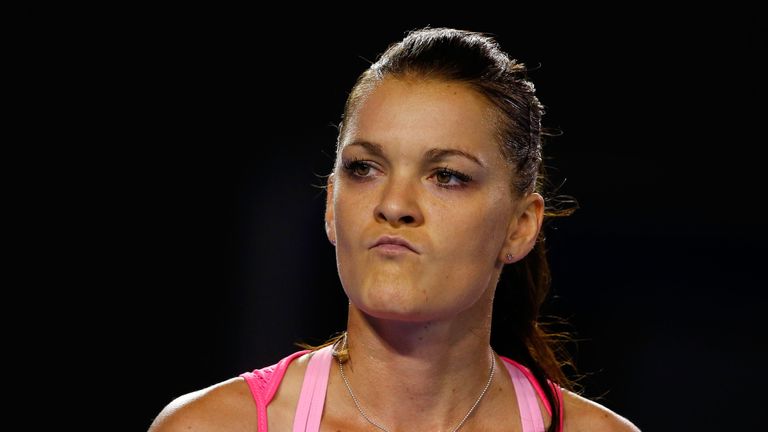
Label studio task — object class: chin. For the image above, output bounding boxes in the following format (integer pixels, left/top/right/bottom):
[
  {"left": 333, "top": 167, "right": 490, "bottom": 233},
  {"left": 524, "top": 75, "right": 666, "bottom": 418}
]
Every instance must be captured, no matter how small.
[{"left": 339, "top": 266, "right": 481, "bottom": 323}]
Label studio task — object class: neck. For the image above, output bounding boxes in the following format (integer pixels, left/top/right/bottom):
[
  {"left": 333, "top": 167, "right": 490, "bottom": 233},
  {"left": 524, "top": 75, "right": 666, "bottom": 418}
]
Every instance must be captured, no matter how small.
[{"left": 338, "top": 288, "right": 497, "bottom": 431}]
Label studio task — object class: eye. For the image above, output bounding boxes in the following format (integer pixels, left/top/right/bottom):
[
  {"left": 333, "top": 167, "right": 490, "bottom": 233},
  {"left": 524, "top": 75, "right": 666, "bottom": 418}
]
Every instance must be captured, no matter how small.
[
  {"left": 341, "top": 158, "right": 377, "bottom": 179},
  {"left": 431, "top": 167, "right": 473, "bottom": 189}
]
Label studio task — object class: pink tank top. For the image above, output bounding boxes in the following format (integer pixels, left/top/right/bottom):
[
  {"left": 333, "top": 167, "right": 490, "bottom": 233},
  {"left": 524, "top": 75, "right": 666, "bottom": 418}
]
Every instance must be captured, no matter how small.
[{"left": 240, "top": 346, "right": 564, "bottom": 432}]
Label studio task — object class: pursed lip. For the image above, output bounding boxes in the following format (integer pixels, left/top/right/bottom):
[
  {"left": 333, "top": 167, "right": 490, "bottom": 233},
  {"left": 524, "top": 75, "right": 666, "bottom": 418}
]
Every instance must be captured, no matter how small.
[{"left": 370, "top": 235, "right": 420, "bottom": 254}]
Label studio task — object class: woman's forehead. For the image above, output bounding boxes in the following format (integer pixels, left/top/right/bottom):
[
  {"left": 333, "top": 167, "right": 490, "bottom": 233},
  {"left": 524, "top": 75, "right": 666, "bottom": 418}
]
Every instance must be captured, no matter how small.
[{"left": 343, "top": 78, "right": 501, "bottom": 159}]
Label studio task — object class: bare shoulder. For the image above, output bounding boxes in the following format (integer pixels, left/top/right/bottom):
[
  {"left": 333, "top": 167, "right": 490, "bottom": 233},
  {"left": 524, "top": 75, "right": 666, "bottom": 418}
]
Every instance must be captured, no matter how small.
[
  {"left": 562, "top": 389, "right": 641, "bottom": 432},
  {"left": 148, "top": 377, "right": 256, "bottom": 432}
]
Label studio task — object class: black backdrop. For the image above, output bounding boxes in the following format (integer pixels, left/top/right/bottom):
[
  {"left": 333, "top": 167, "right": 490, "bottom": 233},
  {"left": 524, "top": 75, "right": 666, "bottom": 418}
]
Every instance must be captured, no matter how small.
[{"left": 89, "top": 9, "right": 766, "bottom": 431}]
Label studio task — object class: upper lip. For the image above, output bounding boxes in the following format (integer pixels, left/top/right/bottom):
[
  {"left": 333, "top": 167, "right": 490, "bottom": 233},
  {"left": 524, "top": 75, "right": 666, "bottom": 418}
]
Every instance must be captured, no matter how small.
[{"left": 371, "top": 235, "right": 420, "bottom": 254}]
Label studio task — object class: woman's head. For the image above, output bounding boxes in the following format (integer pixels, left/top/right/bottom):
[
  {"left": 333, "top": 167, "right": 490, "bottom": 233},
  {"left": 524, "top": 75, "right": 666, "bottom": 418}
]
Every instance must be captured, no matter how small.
[
  {"left": 324, "top": 28, "right": 548, "bottom": 322},
  {"left": 317, "top": 28, "right": 572, "bottom": 431}
]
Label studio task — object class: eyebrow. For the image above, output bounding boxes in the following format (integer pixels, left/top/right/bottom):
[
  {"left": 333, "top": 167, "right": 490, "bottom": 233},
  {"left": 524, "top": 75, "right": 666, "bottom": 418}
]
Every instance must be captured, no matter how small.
[{"left": 345, "top": 140, "right": 485, "bottom": 167}]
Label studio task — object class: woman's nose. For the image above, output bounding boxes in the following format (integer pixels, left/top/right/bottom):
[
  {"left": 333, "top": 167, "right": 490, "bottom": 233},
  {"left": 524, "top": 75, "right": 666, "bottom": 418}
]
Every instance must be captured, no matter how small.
[{"left": 373, "top": 176, "right": 424, "bottom": 227}]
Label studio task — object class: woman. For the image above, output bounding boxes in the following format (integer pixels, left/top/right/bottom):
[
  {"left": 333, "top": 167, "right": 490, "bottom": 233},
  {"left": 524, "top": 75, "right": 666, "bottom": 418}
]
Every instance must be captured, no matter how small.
[{"left": 149, "top": 27, "right": 640, "bottom": 432}]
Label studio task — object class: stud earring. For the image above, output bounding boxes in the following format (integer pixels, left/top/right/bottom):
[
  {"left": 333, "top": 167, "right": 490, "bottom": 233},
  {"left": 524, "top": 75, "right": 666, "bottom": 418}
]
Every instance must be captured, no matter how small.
[{"left": 505, "top": 253, "right": 514, "bottom": 263}]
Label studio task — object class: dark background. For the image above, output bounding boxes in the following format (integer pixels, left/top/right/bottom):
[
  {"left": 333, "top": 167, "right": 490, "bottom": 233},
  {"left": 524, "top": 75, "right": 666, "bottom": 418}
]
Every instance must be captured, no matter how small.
[{"left": 75, "top": 8, "right": 764, "bottom": 431}]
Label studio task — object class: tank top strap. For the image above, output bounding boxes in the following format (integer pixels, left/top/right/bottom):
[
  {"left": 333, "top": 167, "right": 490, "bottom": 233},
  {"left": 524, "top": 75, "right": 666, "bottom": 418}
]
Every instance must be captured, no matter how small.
[
  {"left": 292, "top": 345, "right": 334, "bottom": 432},
  {"left": 240, "top": 349, "right": 310, "bottom": 432},
  {"left": 503, "top": 359, "right": 546, "bottom": 432}
]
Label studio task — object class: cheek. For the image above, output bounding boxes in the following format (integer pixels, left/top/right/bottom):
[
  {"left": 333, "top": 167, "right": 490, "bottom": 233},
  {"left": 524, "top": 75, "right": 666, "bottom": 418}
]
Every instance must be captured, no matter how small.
[
  {"left": 440, "top": 201, "right": 508, "bottom": 258},
  {"left": 332, "top": 191, "right": 372, "bottom": 284},
  {"left": 333, "top": 191, "right": 366, "bottom": 240}
]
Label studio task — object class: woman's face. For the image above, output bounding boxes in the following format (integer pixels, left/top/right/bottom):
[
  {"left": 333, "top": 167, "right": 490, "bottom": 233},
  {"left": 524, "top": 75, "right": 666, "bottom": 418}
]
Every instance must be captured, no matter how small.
[{"left": 326, "top": 77, "right": 538, "bottom": 322}]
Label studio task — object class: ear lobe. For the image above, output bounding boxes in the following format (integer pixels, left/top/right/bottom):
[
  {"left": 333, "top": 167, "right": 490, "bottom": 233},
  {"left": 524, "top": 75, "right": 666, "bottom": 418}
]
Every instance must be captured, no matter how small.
[
  {"left": 325, "top": 221, "right": 336, "bottom": 246},
  {"left": 325, "top": 173, "right": 336, "bottom": 245},
  {"left": 502, "top": 192, "right": 544, "bottom": 263}
]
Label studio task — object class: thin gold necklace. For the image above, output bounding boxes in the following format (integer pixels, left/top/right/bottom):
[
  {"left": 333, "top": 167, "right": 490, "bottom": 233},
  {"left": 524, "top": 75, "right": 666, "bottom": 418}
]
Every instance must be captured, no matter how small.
[{"left": 334, "top": 334, "right": 496, "bottom": 432}]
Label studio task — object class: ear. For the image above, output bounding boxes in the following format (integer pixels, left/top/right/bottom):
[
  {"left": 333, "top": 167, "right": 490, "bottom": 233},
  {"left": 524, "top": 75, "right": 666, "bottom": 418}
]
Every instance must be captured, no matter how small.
[
  {"left": 500, "top": 192, "right": 544, "bottom": 263},
  {"left": 325, "top": 173, "right": 337, "bottom": 246}
]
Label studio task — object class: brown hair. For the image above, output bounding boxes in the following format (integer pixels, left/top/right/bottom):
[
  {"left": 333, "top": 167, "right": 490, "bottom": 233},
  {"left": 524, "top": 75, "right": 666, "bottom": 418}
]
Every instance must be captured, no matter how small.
[{"left": 309, "top": 27, "right": 577, "bottom": 431}]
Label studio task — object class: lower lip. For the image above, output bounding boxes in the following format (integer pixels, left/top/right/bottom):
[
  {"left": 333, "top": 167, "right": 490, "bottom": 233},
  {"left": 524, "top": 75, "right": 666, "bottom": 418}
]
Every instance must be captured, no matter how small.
[{"left": 373, "top": 244, "right": 415, "bottom": 255}]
